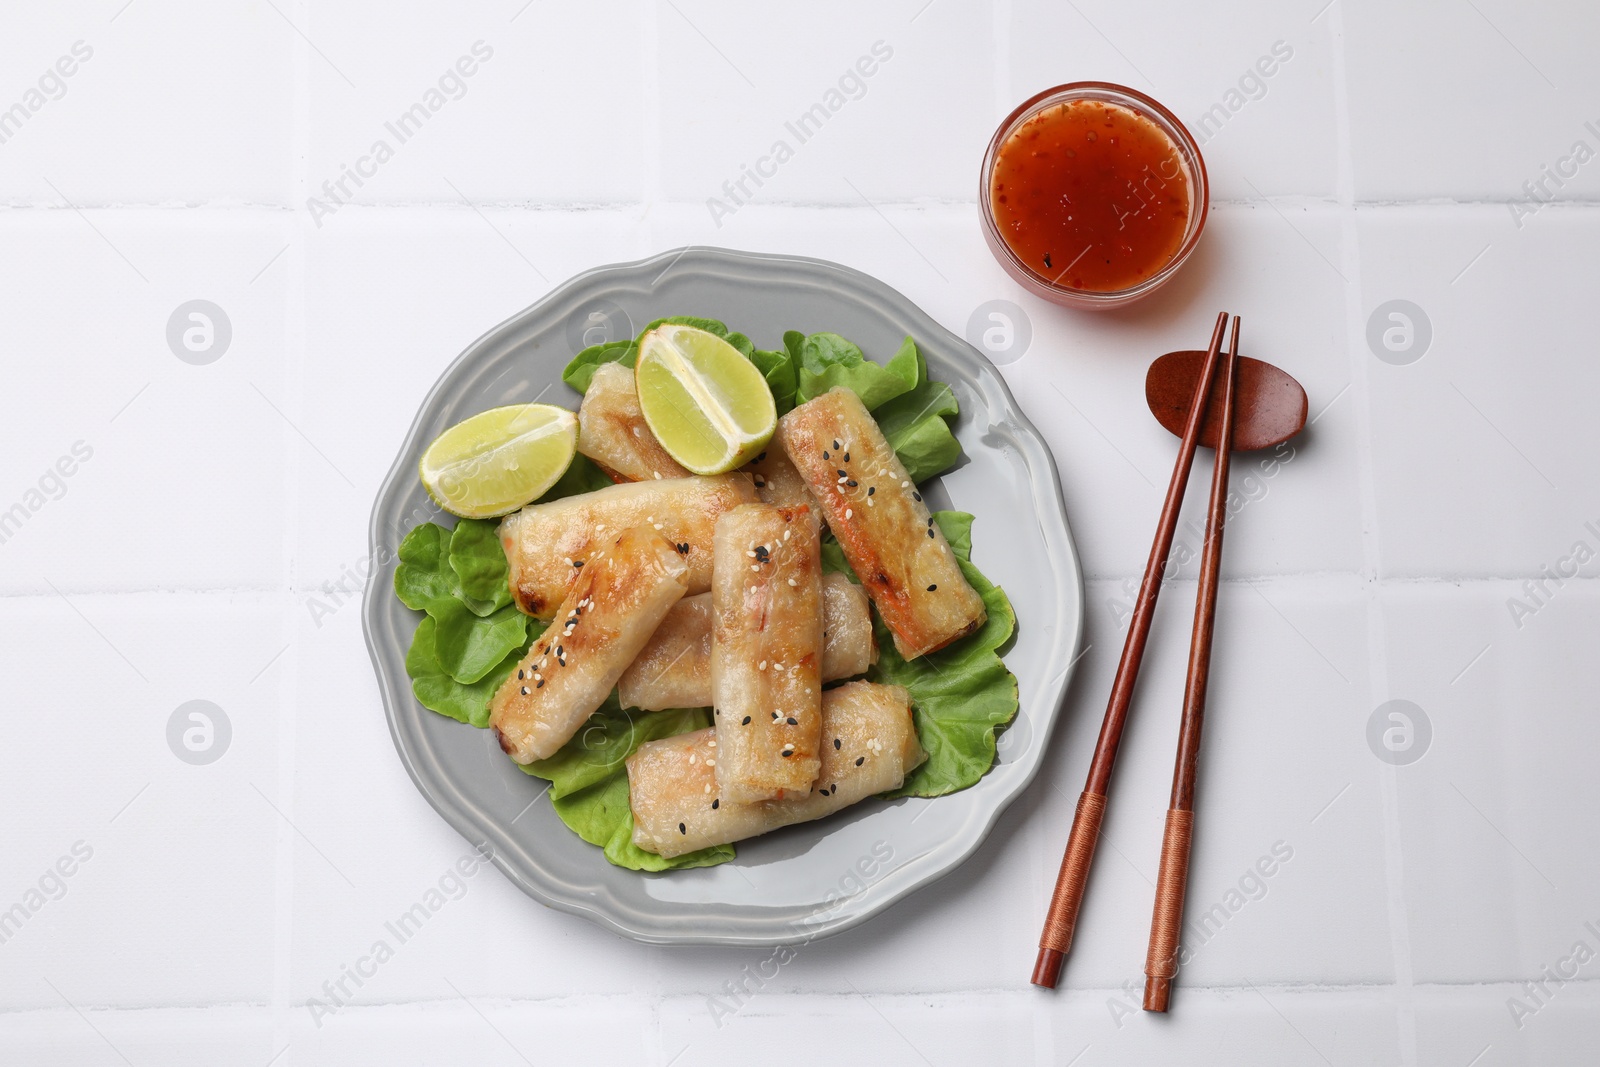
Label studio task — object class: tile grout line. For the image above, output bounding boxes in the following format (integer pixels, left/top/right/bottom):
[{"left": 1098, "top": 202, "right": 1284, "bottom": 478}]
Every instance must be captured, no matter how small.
[
  {"left": 268, "top": 2, "right": 314, "bottom": 1061},
  {"left": 1327, "top": 5, "right": 1418, "bottom": 1066}
]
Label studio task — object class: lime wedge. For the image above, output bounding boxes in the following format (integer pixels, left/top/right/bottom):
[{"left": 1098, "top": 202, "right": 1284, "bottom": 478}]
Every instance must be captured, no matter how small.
[
  {"left": 420, "top": 403, "right": 578, "bottom": 519},
  {"left": 634, "top": 324, "right": 777, "bottom": 475}
]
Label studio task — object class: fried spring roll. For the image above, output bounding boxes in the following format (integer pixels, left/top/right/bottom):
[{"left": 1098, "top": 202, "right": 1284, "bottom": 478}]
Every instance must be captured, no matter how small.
[
  {"left": 743, "top": 446, "right": 815, "bottom": 512},
  {"left": 498, "top": 474, "right": 757, "bottom": 619},
  {"left": 576, "top": 362, "right": 691, "bottom": 483},
  {"left": 617, "top": 573, "right": 877, "bottom": 711},
  {"left": 778, "top": 387, "right": 985, "bottom": 659},
  {"left": 629, "top": 681, "right": 925, "bottom": 858},
  {"left": 490, "top": 527, "right": 688, "bottom": 763},
  {"left": 712, "top": 503, "right": 823, "bottom": 803}
]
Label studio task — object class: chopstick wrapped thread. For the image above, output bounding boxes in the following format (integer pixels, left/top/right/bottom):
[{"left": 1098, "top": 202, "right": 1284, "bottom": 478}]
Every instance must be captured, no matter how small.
[
  {"left": 1144, "top": 316, "right": 1242, "bottom": 1012},
  {"left": 1032, "top": 311, "right": 1231, "bottom": 989}
]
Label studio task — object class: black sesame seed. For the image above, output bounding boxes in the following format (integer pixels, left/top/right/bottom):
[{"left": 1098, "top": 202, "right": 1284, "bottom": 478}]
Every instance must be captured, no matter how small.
[
  {"left": 712, "top": 799, "right": 720, "bottom": 809},
  {"left": 742, "top": 716, "right": 751, "bottom": 725},
  {"left": 927, "top": 584, "right": 937, "bottom": 592},
  {"left": 780, "top": 750, "right": 792, "bottom": 758},
  {"left": 677, "top": 542, "right": 690, "bottom": 555},
  {"left": 836, "top": 469, "right": 847, "bottom": 478},
  {"left": 822, "top": 450, "right": 830, "bottom": 459},
  {"left": 855, "top": 756, "right": 865, "bottom": 766},
  {"left": 867, "top": 487, "right": 875, "bottom": 496},
  {"left": 928, "top": 528, "right": 935, "bottom": 538},
  {"left": 833, "top": 738, "right": 841, "bottom": 750},
  {"left": 573, "top": 560, "right": 584, "bottom": 568},
  {"left": 845, "top": 479, "right": 857, "bottom": 487},
  {"left": 520, "top": 687, "right": 529, "bottom": 696},
  {"left": 913, "top": 492, "right": 922, "bottom": 502},
  {"left": 679, "top": 823, "right": 687, "bottom": 835},
  {"left": 833, "top": 439, "right": 841, "bottom": 450},
  {"left": 555, "top": 646, "right": 563, "bottom": 657},
  {"left": 787, "top": 717, "right": 798, "bottom": 726},
  {"left": 756, "top": 452, "right": 766, "bottom": 463},
  {"left": 536, "top": 679, "right": 545, "bottom": 688},
  {"left": 517, "top": 669, "right": 524, "bottom": 680}
]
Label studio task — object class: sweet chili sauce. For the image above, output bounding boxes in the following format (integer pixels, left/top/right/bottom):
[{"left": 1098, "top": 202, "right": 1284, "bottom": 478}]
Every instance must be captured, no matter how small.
[{"left": 989, "top": 100, "right": 1191, "bottom": 292}]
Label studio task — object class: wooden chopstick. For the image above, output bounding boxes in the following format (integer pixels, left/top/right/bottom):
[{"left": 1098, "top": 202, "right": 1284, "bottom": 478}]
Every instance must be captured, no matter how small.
[
  {"left": 1031, "top": 311, "right": 1231, "bottom": 989},
  {"left": 1143, "top": 315, "right": 1242, "bottom": 1011}
]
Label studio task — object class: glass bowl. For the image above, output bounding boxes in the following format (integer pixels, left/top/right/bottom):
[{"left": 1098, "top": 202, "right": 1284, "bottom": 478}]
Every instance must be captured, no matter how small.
[{"left": 979, "top": 82, "right": 1209, "bottom": 311}]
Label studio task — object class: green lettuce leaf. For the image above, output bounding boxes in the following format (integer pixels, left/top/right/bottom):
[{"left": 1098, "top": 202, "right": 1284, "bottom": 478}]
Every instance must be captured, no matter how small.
[
  {"left": 394, "top": 524, "right": 457, "bottom": 614},
  {"left": 751, "top": 347, "right": 798, "bottom": 415},
  {"left": 405, "top": 616, "right": 526, "bottom": 727},
  {"left": 430, "top": 600, "right": 530, "bottom": 685},
  {"left": 792, "top": 332, "right": 921, "bottom": 410},
  {"left": 866, "top": 511, "right": 1018, "bottom": 798},
  {"left": 448, "top": 519, "right": 511, "bottom": 616},
  {"left": 874, "top": 378, "right": 961, "bottom": 484},
  {"left": 521, "top": 703, "right": 735, "bottom": 871},
  {"left": 562, "top": 339, "right": 638, "bottom": 393}
]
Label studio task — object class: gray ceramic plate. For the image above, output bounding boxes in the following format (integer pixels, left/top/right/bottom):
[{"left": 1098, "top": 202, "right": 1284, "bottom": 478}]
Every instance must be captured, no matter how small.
[{"left": 363, "top": 247, "right": 1083, "bottom": 946}]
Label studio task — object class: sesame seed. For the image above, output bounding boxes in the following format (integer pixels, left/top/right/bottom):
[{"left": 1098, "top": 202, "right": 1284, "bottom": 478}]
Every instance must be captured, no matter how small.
[
  {"left": 679, "top": 823, "right": 686, "bottom": 835},
  {"left": 786, "top": 717, "right": 798, "bottom": 726},
  {"left": 823, "top": 450, "right": 830, "bottom": 459},
  {"left": 867, "top": 486, "right": 875, "bottom": 496},
  {"left": 844, "top": 509, "right": 853, "bottom": 519},
  {"left": 833, "top": 738, "right": 841, "bottom": 750},
  {"left": 927, "top": 584, "right": 937, "bottom": 591},
  {"left": 787, "top": 578, "right": 797, "bottom": 587},
  {"left": 708, "top": 740, "right": 716, "bottom": 747},
  {"left": 596, "top": 524, "right": 606, "bottom": 533},
  {"left": 759, "top": 660, "right": 768, "bottom": 671},
  {"left": 712, "top": 799, "right": 720, "bottom": 809},
  {"left": 677, "top": 542, "right": 690, "bottom": 554},
  {"left": 783, "top": 530, "right": 791, "bottom": 541},
  {"left": 742, "top": 716, "right": 751, "bottom": 725},
  {"left": 536, "top": 679, "right": 545, "bottom": 688},
  {"left": 654, "top": 523, "right": 664, "bottom": 530},
  {"left": 855, "top": 756, "right": 865, "bottom": 766},
  {"left": 751, "top": 564, "right": 760, "bottom": 572},
  {"left": 517, "top": 669, "right": 524, "bottom": 680},
  {"left": 867, "top": 498, "right": 875, "bottom": 507},
  {"left": 836, "top": 469, "right": 847, "bottom": 478},
  {"left": 902, "top": 480, "right": 910, "bottom": 488},
  {"left": 833, "top": 440, "right": 841, "bottom": 450},
  {"left": 846, "top": 479, "right": 857, "bottom": 487},
  {"left": 747, "top": 549, "right": 757, "bottom": 558},
  {"left": 928, "top": 528, "right": 935, "bottom": 538},
  {"left": 690, "top": 754, "right": 697, "bottom": 764},
  {"left": 654, "top": 472, "right": 662, "bottom": 479},
  {"left": 756, "top": 452, "right": 767, "bottom": 463},
  {"left": 704, "top": 783, "right": 712, "bottom": 794},
  {"left": 706, "top": 758, "right": 715, "bottom": 766},
  {"left": 913, "top": 492, "right": 922, "bottom": 502},
  {"left": 573, "top": 560, "right": 584, "bottom": 568},
  {"left": 844, "top": 452, "right": 850, "bottom": 462},
  {"left": 520, "top": 687, "right": 529, "bottom": 696},
  {"left": 754, "top": 476, "right": 766, "bottom": 487}
]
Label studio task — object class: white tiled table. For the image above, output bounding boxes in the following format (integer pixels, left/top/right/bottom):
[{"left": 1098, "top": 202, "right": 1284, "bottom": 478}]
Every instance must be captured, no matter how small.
[{"left": 3, "top": 2, "right": 1596, "bottom": 1064}]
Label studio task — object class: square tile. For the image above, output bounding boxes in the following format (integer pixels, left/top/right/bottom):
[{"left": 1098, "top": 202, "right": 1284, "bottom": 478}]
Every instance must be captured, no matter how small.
[
  {"left": 1359, "top": 206, "right": 1600, "bottom": 579},
  {"left": 0, "top": 2, "right": 293, "bottom": 203}
]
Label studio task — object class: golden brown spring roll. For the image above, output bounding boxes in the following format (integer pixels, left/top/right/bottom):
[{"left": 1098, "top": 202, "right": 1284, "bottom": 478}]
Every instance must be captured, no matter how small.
[
  {"left": 743, "top": 446, "right": 815, "bottom": 511},
  {"left": 576, "top": 362, "right": 691, "bottom": 483},
  {"left": 711, "top": 503, "right": 823, "bottom": 803},
  {"left": 497, "top": 474, "right": 757, "bottom": 619},
  {"left": 489, "top": 527, "right": 687, "bottom": 763},
  {"left": 628, "top": 681, "right": 924, "bottom": 859},
  {"left": 778, "top": 387, "right": 985, "bottom": 659},
  {"left": 617, "top": 573, "right": 876, "bottom": 711}
]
